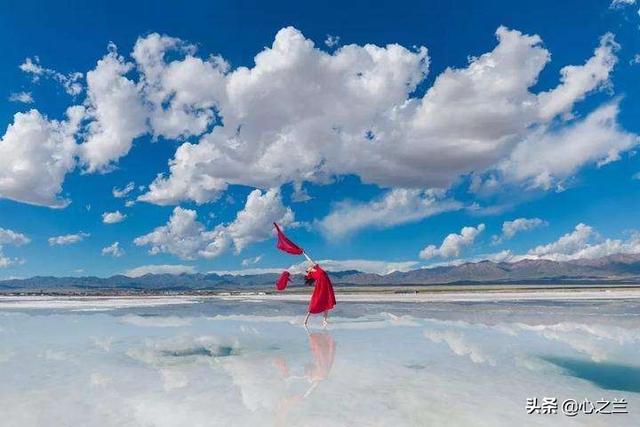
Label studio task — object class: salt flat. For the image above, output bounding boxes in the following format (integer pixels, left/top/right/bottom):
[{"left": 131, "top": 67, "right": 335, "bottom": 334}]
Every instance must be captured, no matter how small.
[
  {"left": 217, "top": 287, "right": 640, "bottom": 303},
  {"left": 1, "top": 296, "right": 639, "bottom": 426},
  {"left": 3, "top": 287, "right": 640, "bottom": 311}
]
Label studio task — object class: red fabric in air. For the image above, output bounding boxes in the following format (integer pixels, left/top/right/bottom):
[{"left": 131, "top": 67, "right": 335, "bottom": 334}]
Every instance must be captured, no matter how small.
[
  {"left": 276, "top": 270, "right": 290, "bottom": 291},
  {"left": 274, "top": 223, "right": 304, "bottom": 255},
  {"left": 305, "top": 265, "right": 336, "bottom": 314}
]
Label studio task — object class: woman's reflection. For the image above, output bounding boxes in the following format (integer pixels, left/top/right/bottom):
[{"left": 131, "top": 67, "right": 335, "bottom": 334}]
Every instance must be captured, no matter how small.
[
  {"left": 273, "top": 332, "right": 337, "bottom": 424},
  {"left": 302, "top": 332, "right": 336, "bottom": 396}
]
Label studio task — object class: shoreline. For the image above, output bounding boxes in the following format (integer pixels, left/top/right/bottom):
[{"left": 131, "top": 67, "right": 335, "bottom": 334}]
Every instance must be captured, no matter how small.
[
  {"left": 1, "top": 285, "right": 640, "bottom": 306},
  {"left": 2, "top": 283, "right": 640, "bottom": 296}
]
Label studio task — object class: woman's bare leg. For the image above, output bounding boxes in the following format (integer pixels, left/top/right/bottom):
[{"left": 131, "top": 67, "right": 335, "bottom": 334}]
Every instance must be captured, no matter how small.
[
  {"left": 322, "top": 310, "right": 328, "bottom": 327},
  {"left": 304, "top": 312, "right": 311, "bottom": 327}
]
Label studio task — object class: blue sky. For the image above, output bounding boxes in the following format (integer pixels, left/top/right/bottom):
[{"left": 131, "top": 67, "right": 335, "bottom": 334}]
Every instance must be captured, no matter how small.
[{"left": 1, "top": 0, "right": 639, "bottom": 278}]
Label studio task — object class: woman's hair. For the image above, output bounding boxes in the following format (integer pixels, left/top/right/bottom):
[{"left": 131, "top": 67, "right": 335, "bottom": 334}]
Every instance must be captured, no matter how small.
[{"left": 305, "top": 276, "right": 315, "bottom": 286}]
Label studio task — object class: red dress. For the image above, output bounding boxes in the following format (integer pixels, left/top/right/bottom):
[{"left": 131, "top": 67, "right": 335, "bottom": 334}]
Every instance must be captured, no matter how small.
[{"left": 305, "top": 265, "right": 337, "bottom": 314}]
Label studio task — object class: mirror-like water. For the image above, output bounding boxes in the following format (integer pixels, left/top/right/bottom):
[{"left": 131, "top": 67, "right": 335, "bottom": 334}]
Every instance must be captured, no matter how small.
[{"left": 1, "top": 296, "right": 639, "bottom": 426}]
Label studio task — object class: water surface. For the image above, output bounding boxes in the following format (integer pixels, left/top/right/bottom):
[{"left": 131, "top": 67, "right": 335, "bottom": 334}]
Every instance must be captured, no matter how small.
[{"left": 1, "top": 297, "right": 639, "bottom": 426}]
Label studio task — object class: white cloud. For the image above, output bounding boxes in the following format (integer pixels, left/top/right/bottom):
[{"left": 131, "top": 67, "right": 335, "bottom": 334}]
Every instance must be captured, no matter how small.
[
  {"left": 224, "top": 189, "right": 295, "bottom": 253},
  {"left": 610, "top": 0, "right": 635, "bottom": 8},
  {"left": 79, "top": 43, "right": 148, "bottom": 172},
  {"left": 537, "top": 33, "right": 618, "bottom": 121},
  {"left": 0, "top": 228, "right": 31, "bottom": 246},
  {"left": 134, "top": 206, "right": 215, "bottom": 260},
  {"left": 485, "top": 250, "right": 517, "bottom": 263},
  {"left": 4, "top": 27, "right": 633, "bottom": 221},
  {"left": 135, "top": 189, "right": 294, "bottom": 259},
  {"left": 138, "top": 26, "right": 631, "bottom": 207},
  {"left": 208, "top": 267, "right": 282, "bottom": 276},
  {"left": 19, "top": 56, "right": 83, "bottom": 96},
  {"left": 102, "top": 210, "right": 126, "bottom": 224},
  {"left": 0, "top": 107, "right": 83, "bottom": 208},
  {"left": 212, "top": 258, "right": 420, "bottom": 276},
  {"left": 420, "top": 224, "right": 485, "bottom": 260},
  {"left": 524, "top": 223, "right": 640, "bottom": 261},
  {"left": 102, "top": 242, "right": 124, "bottom": 257},
  {"left": 492, "top": 217, "right": 546, "bottom": 244},
  {"left": 291, "top": 259, "right": 419, "bottom": 275},
  {"left": 324, "top": 34, "right": 340, "bottom": 48},
  {"left": 137, "top": 27, "right": 429, "bottom": 205},
  {"left": 8, "top": 92, "right": 34, "bottom": 103},
  {"left": 112, "top": 182, "right": 135, "bottom": 198},
  {"left": 241, "top": 255, "right": 263, "bottom": 266},
  {"left": 291, "top": 182, "right": 311, "bottom": 202},
  {"left": 48, "top": 232, "right": 89, "bottom": 246},
  {"left": 477, "top": 223, "right": 640, "bottom": 263},
  {"left": 319, "top": 189, "right": 462, "bottom": 238},
  {"left": 19, "top": 57, "right": 44, "bottom": 75},
  {"left": 0, "top": 227, "right": 30, "bottom": 268},
  {"left": 528, "top": 223, "right": 593, "bottom": 258},
  {"left": 124, "top": 264, "right": 195, "bottom": 277},
  {"left": 131, "top": 33, "right": 227, "bottom": 141},
  {"left": 137, "top": 26, "right": 427, "bottom": 204},
  {"left": 0, "top": 252, "right": 13, "bottom": 268},
  {"left": 488, "top": 101, "right": 638, "bottom": 191}
]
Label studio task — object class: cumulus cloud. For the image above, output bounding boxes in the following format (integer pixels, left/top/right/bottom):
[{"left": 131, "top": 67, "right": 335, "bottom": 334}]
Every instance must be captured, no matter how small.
[
  {"left": 0, "top": 228, "right": 31, "bottom": 246},
  {"left": 124, "top": 264, "right": 195, "bottom": 277},
  {"left": 135, "top": 189, "right": 294, "bottom": 259},
  {"left": 0, "top": 107, "right": 84, "bottom": 208},
  {"left": 492, "top": 217, "right": 547, "bottom": 244},
  {"left": 486, "top": 101, "right": 638, "bottom": 191},
  {"left": 131, "top": 33, "right": 227, "bottom": 141},
  {"left": 224, "top": 189, "right": 296, "bottom": 252},
  {"left": 479, "top": 223, "right": 640, "bottom": 263},
  {"left": 79, "top": 43, "right": 148, "bottom": 172},
  {"left": 524, "top": 223, "right": 640, "bottom": 261},
  {"left": 0, "top": 253, "right": 13, "bottom": 268},
  {"left": 420, "top": 224, "right": 485, "bottom": 260},
  {"left": 134, "top": 206, "right": 216, "bottom": 259},
  {"left": 528, "top": 223, "right": 593, "bottom": 258},
  {"left": 8, "top": 92, "right": 34, "bottom": 103},
  {"left": 4, "top": 26, "right": 635, "bottom": 219},
  {"left": 319, "top": 189, "right": 462, "bottom": 238},
  {"left": 102, "top": 242, "right": 124, "bottom": 257},
  {"left": 0, "top": 227, "right": 30, "bottom": 268},
  {"left": 48, "top": 232, "right": 89, "bottom": 246},
  {"left": 137, "top": 26, "right": 631, "bottom": 206},
  {"left": 102, "top": 210, "right": 126, "bottom": 224},
  {"left": 20, "top": 56, "right": 83, "bottom": 96},
  {"left": 112, "top": 182, "right": 135, "bottom": 198}
]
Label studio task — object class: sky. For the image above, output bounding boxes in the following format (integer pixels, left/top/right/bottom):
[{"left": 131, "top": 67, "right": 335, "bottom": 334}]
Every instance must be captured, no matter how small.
[{"left": 1, "top": 0, "right": 640, "bottom": 278}]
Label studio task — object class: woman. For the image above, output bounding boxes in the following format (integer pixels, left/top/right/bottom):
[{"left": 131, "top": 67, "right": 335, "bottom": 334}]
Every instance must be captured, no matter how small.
[{"left": 303, "top": 264, "right": 336, "bottom": 327}]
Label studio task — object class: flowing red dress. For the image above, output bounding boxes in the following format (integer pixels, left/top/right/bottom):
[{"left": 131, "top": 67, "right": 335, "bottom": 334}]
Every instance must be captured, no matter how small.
[{"left": 305, "top": 265, "right": 336, "bottom": 314}]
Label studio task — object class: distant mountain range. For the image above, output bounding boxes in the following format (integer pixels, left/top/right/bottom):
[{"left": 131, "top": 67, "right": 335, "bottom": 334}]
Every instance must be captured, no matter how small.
[{"left": 2, "top": 253, "right": 640, "bottom": 293}]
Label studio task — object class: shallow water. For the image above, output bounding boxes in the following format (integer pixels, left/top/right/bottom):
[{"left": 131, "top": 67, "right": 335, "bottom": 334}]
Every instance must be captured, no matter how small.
[{"left": 1, "top": 297, "right": 639, "bottom": 426}]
